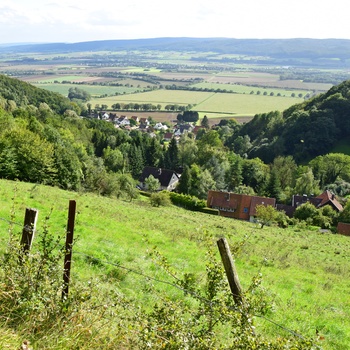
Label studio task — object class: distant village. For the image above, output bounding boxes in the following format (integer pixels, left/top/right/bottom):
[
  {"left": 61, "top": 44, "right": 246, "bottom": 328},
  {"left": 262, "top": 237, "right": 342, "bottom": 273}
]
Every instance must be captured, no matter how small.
[{"left": 92, "top": 112, "right": 206, "bottom": 141}]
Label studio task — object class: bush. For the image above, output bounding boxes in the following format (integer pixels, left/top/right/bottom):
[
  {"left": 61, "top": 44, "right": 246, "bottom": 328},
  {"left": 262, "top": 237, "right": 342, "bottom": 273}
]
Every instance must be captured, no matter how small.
[
  {"left": 150, "top": 191, "right": 171, "bottom": 207},
  {"left": 169, "top": 192, "right": 206, "bottom": 210}
]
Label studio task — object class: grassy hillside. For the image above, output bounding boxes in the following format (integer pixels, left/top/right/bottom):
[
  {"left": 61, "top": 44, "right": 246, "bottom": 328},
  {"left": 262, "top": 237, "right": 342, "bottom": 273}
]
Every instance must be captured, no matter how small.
[{"left": 0, "top": 179, "right": 349, "bottom": 349}]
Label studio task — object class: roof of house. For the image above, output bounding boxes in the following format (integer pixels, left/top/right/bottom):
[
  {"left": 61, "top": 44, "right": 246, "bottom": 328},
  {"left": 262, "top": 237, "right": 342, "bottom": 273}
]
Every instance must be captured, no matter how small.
[
  {"left": 276, "top": 203, "right": 295, "bottom": 218},
  {"left": 208, "top": 191, "right": 276, "bottom": 214},
  {"left": 209, "top": 192, "right": 239, "bottom": 209},
  {"left": 163, "top": 132, "right": 173, "bottom": 139},
  {"left": 315, "top": 190, "right": 343, "bottom": 212},
  {"left": 192, "top": 126, "right": 205, "bottom": 134},
  {"left": 249, "top": 196, "right": 276, "bottom": 216},
  {"left": 139, "top": 166, "right": 180, "bottom": 187}
]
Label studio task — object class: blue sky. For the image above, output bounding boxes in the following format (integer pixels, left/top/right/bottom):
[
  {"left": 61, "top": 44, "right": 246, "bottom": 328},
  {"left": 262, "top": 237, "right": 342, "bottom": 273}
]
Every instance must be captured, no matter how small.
[{"left": 1, "top": 0, "right": 349, "bottom": 44}]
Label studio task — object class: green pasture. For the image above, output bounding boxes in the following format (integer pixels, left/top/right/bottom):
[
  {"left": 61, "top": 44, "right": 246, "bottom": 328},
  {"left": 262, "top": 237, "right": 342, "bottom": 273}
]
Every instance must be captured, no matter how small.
[
  {"left": 190, "top": 82, "right": 311, "bottom": 97},
  {"left": 33, "top": 83, "right": 141, "bottom": 98},
  {"left": 90, "top": 89, "right": 303, "bottom": 116},
  {"left": 0, "top": 179, "right": 349, "bottom": 349},
  {"left": 32, "top": 75, "right": 95, "bottom": 83}
]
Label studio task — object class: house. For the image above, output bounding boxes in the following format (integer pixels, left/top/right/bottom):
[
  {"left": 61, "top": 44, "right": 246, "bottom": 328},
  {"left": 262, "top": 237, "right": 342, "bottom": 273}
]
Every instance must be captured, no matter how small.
[
  {"left": 154, "top": 122, "right": 168, "bottom": 131},
  {"left": 292, "top": 190, "right": 343, "bottom": 212},
  {"left": 174, "top": 124, "right": 194, "bottom": 136},
  {"left": 163, "top": 132, "right": 174, "bottom": 142},
  {"left": 139, "top": 117, "right": 150, "bottom": 126},
  {"left": 139, "top": 166, "right": 181, "bottom": 191},
  {"left": 278, "top": 190, "right": 344, "bottom": 218},
  {"left": 337, "top": 222, "right": 350, "bottom": 236},
  {"left": 131, "top": 116, "right": 139, "bottom": 123},
  {"left": 116, "top": 116, "right": 130, "bottom": 126},
  {"left": 207, "top": 190, "right": 276, "bottom": 221},
  {"left": 192, "top": 125, "right": 205, "bottom": 137},
  {"left": 314, "top": 190, "right": 343, "bottom": 212}
]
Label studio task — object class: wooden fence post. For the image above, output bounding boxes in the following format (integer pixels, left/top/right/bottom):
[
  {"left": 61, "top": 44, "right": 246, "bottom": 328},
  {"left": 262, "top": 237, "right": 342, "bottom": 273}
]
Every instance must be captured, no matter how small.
[
  {"left": 62, "top": 200, "right": 76, "bottom": 300},
  {"left": 20, "top": 208, "right": 39, "bottom": 254},
  {"left": 217, "top": 237, "right": 243, "bottom": 305}
]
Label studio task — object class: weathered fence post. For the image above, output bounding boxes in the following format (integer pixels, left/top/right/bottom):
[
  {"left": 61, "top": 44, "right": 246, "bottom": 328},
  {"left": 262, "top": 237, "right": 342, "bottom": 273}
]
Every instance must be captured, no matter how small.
[
  {"left": 217, "top": 237, "right": 243, "bottom": 305},
  {"left": 20, "top": 208, "right": 39, "bottom": 255},
  {"left": 62, "top": 200, "right": 76, "bottom": 300}
]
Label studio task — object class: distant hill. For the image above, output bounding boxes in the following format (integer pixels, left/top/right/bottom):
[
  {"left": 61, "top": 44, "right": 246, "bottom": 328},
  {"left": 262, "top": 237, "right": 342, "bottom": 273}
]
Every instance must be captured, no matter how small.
[{"left": 2, "top": 37, "right": 350, "bottom": 63}]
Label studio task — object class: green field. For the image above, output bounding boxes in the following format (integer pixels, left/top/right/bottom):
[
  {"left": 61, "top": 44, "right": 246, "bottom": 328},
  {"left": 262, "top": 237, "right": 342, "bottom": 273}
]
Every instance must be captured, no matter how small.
[
  {"left": 33, "top": 83, "right": 142, "bottom": 97},
  {"left": 90, "top": 89, "right": 304, "bottom": 116},
  {"left": 0, "top": 179, "right": 349, "bottom": 349},
  {"left": 190, "top": 82, "right": 312, "bottom": 97}
]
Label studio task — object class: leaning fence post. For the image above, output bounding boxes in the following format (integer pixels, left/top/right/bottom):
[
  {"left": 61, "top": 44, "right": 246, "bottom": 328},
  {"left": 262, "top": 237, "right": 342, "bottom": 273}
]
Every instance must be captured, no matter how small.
[
  {"left": 20, "top": 208, "right": 39, "bottom": 255},
  {"left": 217, "top": 237, "right": 243, "bottom": 305},
  {"left": 62, "top": 200, "right": 76, "bottom": 300}
]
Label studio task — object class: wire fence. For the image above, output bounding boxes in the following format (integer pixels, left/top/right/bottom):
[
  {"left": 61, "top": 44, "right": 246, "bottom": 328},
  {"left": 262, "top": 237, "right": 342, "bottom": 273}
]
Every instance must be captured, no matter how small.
[{"left": 0, "top": 213, "right": 322, "bottom": 348}]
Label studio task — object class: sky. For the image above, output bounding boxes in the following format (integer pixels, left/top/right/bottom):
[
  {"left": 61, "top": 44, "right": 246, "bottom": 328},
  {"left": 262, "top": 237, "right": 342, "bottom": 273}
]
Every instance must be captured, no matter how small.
[{"left": 1, "top": 0, "right": 349, "bottom": 44}]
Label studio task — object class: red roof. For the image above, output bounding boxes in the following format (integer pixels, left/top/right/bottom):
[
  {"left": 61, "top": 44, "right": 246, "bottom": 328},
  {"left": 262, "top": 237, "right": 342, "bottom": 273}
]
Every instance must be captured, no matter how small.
[
  {"left": 316, "top": 190, "right": 343, "bottom": 212},
  {"left": 249, "top": 196, "right": 276, "bottom": 216}
]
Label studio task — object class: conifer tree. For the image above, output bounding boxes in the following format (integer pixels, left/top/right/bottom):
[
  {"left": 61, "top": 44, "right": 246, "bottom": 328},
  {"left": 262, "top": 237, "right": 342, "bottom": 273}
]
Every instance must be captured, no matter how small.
[{"left": 177, "top": 165, "right": 191, "bottom": 194}]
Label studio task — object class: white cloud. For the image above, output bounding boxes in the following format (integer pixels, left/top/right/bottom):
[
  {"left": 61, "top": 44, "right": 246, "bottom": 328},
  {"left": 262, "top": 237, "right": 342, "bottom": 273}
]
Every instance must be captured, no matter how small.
[{"left": 0, "top": 0, "right": 349, "bottom": 43}]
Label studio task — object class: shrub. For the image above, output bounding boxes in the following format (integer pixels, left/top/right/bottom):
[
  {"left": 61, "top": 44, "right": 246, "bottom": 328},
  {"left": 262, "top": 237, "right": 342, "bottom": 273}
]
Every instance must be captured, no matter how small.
[
  {"left": 169, "top": 192, "right": 206, "bottom": 210},
  {"left": 150, "top": 191, "right": 171, "bottom": 207}
]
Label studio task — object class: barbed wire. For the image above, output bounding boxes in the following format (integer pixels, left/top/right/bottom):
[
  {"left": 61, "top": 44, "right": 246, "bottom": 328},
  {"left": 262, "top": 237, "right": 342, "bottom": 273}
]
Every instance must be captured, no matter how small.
[
  {"left": 0, "top": 214, "right": 322, "bottom": 348},
  {"left": 74, "top": 251, "right": 322, "bottom": 348},
  {"left": 0, "top": 216, "right": 23, "bottom": 228}
]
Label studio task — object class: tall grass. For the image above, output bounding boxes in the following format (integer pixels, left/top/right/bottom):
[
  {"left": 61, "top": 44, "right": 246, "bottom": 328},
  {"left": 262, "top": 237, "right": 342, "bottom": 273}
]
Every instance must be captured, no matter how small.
[{"left": 0, "top": 179, "right": 349, "bottom": 348}]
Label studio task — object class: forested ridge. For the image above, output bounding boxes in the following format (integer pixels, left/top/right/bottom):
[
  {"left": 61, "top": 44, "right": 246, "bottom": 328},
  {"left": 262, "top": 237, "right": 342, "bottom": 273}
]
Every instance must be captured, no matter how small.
[
  {"left": 1, "top": 74, "right": 350, "bottom": 214},
  {"left": 237, "top": 80, "right": 350, "bottom": 163},
  {"left": 3, "top": 37, "right": 350, "bottom": 61}
]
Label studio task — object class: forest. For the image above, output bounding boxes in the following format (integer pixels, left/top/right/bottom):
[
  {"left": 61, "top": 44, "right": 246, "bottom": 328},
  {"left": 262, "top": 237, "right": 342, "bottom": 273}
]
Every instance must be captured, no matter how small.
[{"left": 1, "top": 74, "right": 350, "bottom": 226}]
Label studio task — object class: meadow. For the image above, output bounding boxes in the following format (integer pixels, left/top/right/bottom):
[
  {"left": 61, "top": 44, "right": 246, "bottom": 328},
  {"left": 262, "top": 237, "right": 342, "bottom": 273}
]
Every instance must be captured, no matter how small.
[
  {"left": 0, "top": 179, "right": 349, "bottom": 349},
  {"left": 33, "top": 82, "right": 141, "bottom": 97},
  {"left": 89, "top": 89, "right": 304, "bottom": 117}
]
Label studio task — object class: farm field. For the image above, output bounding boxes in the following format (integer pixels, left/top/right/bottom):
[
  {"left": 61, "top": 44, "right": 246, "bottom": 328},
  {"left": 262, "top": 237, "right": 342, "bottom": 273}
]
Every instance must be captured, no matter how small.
[
  {"left": 90, "top": 89, "right": 304, "bottom": 117},
  {"left": 190, "top": 81, "right": 312, "bottom": 97},
  {"left": 33, "top": 82, "right": 141, "bottom": 97},
  {"left": 0, "top": 179, "right": 349, "bottom": 349},
  {"left": 0, "top": 47, "right": 343, "bottom": 119}
]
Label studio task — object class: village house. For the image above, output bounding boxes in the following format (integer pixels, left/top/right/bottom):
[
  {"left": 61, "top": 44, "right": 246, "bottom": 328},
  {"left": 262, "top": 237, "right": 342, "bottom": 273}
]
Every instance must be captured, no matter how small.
[
  {"left": 192, "top": 125, "right": 206, "bottom": 138},
  {"left": 277, "top": 190, "right": 344, "bottom": 218},
  {"left": 154, "top": 122, "right": 168, "bottom": 131},
  {"left": 139, "top": 166, "right": 181, "bottom": 192},
  {"left": 102, "top": 112, "right": 109, "bottom": 120},
  {"left": 139, "top": 117, "right": 150, "bottom": 126},
  {"left": 163, "top": 132, "right": 174, "bottom": 142},
  {"left": 130, "top": 116, "right": 139, "bottom": 124},
  {"left": 337, "top": 222, "right": 350, "bottom": 237},
  {"left": 116, "top": 116, "right": 130, "bottom": 126},
  {"left": 174, "top": 124, "right": 194, "bottom": 137},
  {"left": 207, "top": 190, "right": 276, "bottom": 221}
]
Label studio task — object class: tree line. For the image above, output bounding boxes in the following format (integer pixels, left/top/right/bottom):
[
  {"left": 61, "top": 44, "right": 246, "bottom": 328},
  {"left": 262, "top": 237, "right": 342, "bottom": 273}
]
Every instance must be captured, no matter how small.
[{"left": 1, "top": 74, "right": 350, "bottom": 226}]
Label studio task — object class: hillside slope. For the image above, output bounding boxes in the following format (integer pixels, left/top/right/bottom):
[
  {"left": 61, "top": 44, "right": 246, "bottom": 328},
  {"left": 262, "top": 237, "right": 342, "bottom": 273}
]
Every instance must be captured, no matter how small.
[
  {"left": 236, "top": 79, "right": 350, "bottom": 162},
  {"left": 0, "top": 74, "right": 73, "bottom": 114},
  {"left": 0, "top": 179, "right": 349, "bottom": 349}
]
